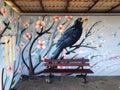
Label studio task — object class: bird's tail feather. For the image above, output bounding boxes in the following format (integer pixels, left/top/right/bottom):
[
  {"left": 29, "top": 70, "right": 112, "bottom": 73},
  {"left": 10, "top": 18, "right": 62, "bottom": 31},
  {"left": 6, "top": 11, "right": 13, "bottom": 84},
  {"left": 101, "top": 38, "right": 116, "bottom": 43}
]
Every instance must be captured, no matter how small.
[{"left": 51, "top": 47, "right": 63, "bottom": 59}]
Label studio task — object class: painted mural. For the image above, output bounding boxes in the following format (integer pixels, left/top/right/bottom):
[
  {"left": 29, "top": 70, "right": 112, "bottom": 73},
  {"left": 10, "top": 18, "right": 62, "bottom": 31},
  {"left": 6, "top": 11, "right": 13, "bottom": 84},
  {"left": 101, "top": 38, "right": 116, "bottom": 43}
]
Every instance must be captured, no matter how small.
[
  {"left": 20, "top": 15, "right": 120, "bottom": 76},
  {"left": 0, "top": 0, "right": 120, "bottom": 90},
  {"left": 0, "top": 0, "right": 21, "bottom": 90}
]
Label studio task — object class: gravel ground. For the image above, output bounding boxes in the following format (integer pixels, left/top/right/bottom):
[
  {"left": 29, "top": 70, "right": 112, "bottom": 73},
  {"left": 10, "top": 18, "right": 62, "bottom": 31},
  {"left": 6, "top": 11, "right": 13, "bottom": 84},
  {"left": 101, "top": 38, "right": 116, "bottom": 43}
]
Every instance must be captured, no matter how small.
[{"left": 15, "top": 76, "right": 120, "bottom": 90}]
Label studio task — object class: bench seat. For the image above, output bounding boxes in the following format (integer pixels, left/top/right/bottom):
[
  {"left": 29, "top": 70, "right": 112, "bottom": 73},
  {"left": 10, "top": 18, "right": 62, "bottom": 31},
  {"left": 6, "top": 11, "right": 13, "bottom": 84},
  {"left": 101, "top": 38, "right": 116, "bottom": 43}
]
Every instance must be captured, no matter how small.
[
  {"left": 43, "top": 59, "right": 93, "bottom": 83},
  {"left": 43, "top": 69, "right": 93, "bottom": 74}
]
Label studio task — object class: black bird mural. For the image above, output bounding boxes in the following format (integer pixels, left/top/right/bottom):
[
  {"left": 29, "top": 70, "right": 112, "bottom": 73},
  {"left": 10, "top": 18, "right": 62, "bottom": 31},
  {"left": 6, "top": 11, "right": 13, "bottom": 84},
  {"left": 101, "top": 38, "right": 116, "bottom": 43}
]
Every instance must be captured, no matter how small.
[{"left": 51, "top": 17, "right": 88, "bottom": 59}]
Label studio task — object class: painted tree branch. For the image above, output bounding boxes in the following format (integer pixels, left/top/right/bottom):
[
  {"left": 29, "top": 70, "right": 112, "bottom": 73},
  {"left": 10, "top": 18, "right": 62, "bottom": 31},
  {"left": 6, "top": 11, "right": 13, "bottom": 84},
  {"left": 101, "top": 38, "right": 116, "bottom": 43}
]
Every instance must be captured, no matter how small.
[
  {"left": 33, "top": 19, "right": 71, "bottom": 72},
  {"left": 0, "top": 11, "right": 3, "bottom": 16},
  {"left": 19, "top": 28, "right": 26, "bottom": 42},
  {"left": 62, "top": 20, "right": 67, "bottom": 25},
  {"left": 34, "top": 70, "right": 44, "bottom": 75},
  {"left": 34, "top": 19, "right": 68, "bottom": 71},
  {"left": 14, "top": 58, "right": 21, "bottom": 76},
  {"left": 65, "top": 21, "right": 102, "bottom": 55},
  {"left": 80, "top": 45, "right": 97, "bottom": 50},
  {"left": 43, "top": 31, "right": 56, "bottom": 58},
  {"left": 43, "top": 19, "right": 69, "bottom": 58},
  {"left": 0, "top": 35, "right": 12, "bottom": 45},
  {"left": 29, "top": 20, "right": 55, "bottom": 75},
  {"left": 61, "top": 21, "right": 102, "bottom": 75},
  {"left": 9, "top": 60, "right": 20, "bottom": 90},
  {"left": 29, "top": 35, "right": 39, "bottom": 75},
  {"left": 37, "top": 21, "right": 55, "bottom": 35},
  {"left": 43, "top": 28, "right": 57, "bottom": 58},
  {"left": 33, "top": 61, "right": 42, "bottom": 70},
  {"left": 28, "top": 16, "right": 47, "bottom": 75},
  {"left": 1, "top": 68, "right": 4, "bottom": 90},
  {"left": 0, "top": 39, "right": 10, "bottom": 45},
  {"left": 33, "top": 23, "right": 55, "bottom": 74},
  {"left": 41, "top": 15, "right": 46, "bottom": 33},
  {"left": 21, "top": 38, "right": 32, "bottom": 71},
  {"left": 0, "top": 21, "right": 10, "bottom": 39},
  {"left": 9, "top": 61, "right": 16, "bottom": 89}
]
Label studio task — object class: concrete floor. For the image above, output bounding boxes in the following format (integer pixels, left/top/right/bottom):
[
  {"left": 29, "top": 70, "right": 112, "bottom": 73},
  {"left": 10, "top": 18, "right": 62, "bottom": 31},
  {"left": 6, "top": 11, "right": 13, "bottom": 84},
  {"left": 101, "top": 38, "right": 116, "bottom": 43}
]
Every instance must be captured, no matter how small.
[{"left": 15, "top": 76, "right": 120, "bottom": 90}]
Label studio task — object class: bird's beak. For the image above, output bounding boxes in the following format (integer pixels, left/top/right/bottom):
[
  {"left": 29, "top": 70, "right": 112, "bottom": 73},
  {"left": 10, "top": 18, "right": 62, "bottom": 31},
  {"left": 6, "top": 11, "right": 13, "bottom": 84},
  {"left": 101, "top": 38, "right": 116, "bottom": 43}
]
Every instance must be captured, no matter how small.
[{"left": 81, "top": 18, "right": 88, "bottom": 22}]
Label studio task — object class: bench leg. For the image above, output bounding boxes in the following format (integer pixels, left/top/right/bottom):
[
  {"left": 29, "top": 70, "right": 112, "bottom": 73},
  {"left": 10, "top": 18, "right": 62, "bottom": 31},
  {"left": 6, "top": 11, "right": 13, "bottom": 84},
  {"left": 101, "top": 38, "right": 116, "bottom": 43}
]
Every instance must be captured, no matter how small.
[
  {"left": 45, "top": 75, "right": 52, "bottom": 84},
  {"left": 76, "top": 74, "right": 87, "bottom": 83},
  {"left": 83, "top": 74, "right": 87, "bottom": 83},
  {"left": 45, "top": 73, "right": 54, "bottom": 84}
]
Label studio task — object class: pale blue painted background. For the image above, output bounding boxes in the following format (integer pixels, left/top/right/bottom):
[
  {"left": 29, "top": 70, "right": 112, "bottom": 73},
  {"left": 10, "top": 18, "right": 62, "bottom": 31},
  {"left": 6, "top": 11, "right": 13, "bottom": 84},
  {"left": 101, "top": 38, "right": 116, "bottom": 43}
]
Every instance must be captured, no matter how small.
[
  {"left": 21, "top": 16, "right": 120, "bottom": 76},
  {"left": 0, "top": 0, "right": 120, "bottom": 89}
]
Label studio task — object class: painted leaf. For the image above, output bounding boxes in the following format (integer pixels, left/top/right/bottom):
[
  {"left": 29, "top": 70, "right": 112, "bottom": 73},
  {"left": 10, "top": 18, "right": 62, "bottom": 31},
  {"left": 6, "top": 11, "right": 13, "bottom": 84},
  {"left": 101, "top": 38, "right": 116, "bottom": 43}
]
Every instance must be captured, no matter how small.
[
  {"left": 11, "top": 80, "right": 15, "bottom": 85},
  {"left": 39, "top": 55, "right": 41, "bottom": 62},
  {"left": 46, "top": 32, "right": 52, "bottom": 34},
  {"left": 7, "top": 26, "right": 11, "bottom": 30},
  {"left": 52, "top": 43, "right": 56, "bottom": 47},
  {"left": 71, "top": 51, "right": 76, "bottom": 53}
]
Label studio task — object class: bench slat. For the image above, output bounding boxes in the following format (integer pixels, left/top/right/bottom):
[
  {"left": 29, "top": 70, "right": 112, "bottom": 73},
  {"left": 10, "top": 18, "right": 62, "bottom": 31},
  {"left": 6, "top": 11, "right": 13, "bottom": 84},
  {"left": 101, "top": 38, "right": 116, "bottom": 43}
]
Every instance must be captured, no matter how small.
[
  {"left": 44, "top": 63, "right": 89, "bottom": 66},
  {"left": 44, "top": 59, "right": 89, "bottom": 63},
  {"left": 42, "top": 69, "right": 93, "bottom": 74}
]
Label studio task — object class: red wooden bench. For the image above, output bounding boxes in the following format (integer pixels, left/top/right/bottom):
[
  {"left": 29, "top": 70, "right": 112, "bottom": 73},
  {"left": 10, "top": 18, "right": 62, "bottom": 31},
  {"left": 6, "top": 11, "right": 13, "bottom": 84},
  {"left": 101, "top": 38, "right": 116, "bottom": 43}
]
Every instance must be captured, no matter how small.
[{"left": 43, "top": 59, "right": 93, "bottom": 83}]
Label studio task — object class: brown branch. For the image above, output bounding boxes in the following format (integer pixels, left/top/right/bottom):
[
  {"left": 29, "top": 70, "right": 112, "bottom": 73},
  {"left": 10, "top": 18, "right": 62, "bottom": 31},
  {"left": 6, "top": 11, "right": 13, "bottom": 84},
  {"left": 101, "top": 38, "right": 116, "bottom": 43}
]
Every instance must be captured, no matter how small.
[
  {"left": 20, "top": 28, "right": 26, "bottom": 37},
  {"left": 40, "top": 15, "right": 47, "bottom": 33},
  {"left": 0, "top": 36, "right": 11, "bottom": 45},
  {"left": 1, "top": 68, "right": 4, "bottom": 90},
  {"left": 9, "top": 61, "right": 16, "bottom": 89},
  {"left": 14, "top": 58, "right": 21, "bottom": 75},
  {"left": 0, "top": 42, "right": 5, "bottom": 44},
  {"left": 29, "top": 35, "right": 40, "bottom": 75},
  {"left": 43, "top": 45, "right": 52, "bottom": 58},
  {"left": 9, "top": 60, "right": 22, "bottom": 89},
  {"left": 65, "top": 21, "right": 102, "bottom": 55},
  {"left": 33, "top": 61, "right": 42, "bottom": 70},
  {"left": 40, "top": 21, "right": 55, "bottom": 35},
  {"left": 33, "top": 21, "right": 55, "bottom": 72},
  {"left": 28, "top": 15, "right": 55, "bottom": 75},
  {"left": 62, "top": 20, "right": 68, "bottom": 25},
  {"left": 80, "top": 45, "right": 97, "bottom": 50},
  {"left": 0, "top": 22, "right": 10, "bottom": 39},
  {"left": 43, "top": 32, "right": 56, "bottom": 58},
  {"left": 71, "top": 54, "right": 79, "bottom": 59},
  {"left": 34, "top": 70, "right": 44, "bottom": 75},
  {"left": 21, "top": 38, "right": 32, "bottom": 71},
  {"left": 42, "top": 34, "right": 55, "bottom": 59},
  {"left": 0, "top": 11, "right": 3, "bottom": 16}
]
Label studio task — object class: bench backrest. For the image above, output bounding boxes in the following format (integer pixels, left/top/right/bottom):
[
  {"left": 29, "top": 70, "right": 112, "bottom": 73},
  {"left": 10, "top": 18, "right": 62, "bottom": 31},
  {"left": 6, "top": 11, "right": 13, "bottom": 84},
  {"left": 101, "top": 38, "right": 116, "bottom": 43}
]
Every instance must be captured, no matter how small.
[{"left": 44, "top": 59, "right": 90, "bottom": 67}]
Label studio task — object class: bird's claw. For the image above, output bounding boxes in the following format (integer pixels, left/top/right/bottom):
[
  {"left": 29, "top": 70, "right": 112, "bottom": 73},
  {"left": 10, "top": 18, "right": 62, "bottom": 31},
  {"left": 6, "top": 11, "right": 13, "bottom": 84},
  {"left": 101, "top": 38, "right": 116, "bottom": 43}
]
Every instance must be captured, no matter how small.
[
  {"left": 70, "top": 45, "right": 80, "bottom": 48},
  {"left": 75, "top": 45, "right": 80, "bottom": 48},
  {"left": 66, "top": 52, "right": 70, "bottom": 54}
]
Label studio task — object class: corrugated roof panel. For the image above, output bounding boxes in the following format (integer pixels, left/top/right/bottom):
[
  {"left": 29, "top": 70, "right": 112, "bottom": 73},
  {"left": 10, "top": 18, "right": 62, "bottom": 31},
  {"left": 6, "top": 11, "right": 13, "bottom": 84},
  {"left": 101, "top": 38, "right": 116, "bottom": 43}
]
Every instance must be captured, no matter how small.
[
  {"left": 102, "top": 2, "right": 119, "bottom": 7},
  {"left": 68, "top": 6, "right": 88, "bottom": 12},
  {"left": 43, "top": 1, "right": 66, "bottom": 7},
  {"left": 5, "top": 0, "right": 120, "bottom": 13},
  {"left": 112, "top": 5, "right": 120, "bottom": 12},
  {"left": 92, "top": 6, "right": 111, "bottom": 12}
]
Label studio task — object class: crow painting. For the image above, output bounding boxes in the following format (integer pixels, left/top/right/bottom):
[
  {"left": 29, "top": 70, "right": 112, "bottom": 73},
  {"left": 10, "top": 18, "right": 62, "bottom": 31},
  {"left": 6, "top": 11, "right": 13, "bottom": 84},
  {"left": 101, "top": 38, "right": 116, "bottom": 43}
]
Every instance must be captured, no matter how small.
[{"left": 51, "top": 17, "right": 88, "bottom": 59}]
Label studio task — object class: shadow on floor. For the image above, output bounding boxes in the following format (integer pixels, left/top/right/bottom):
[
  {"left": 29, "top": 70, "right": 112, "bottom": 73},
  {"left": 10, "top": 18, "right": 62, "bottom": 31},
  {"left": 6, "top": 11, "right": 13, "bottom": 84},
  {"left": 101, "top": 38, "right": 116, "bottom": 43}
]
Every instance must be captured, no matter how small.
[{"left": 15, "top": 76, "right": 120, "bottom": 90}]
